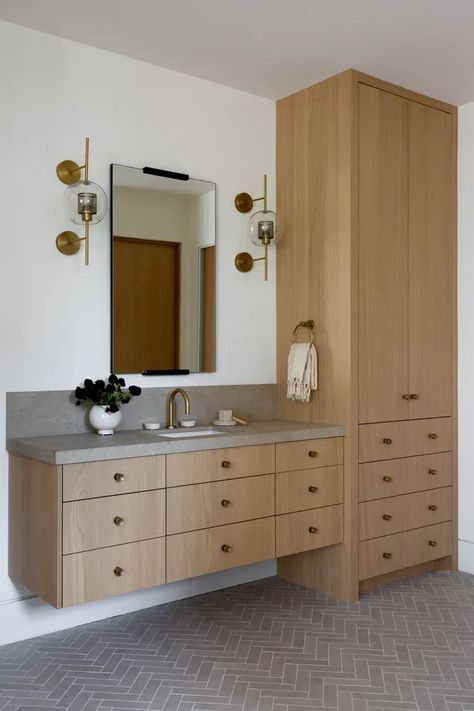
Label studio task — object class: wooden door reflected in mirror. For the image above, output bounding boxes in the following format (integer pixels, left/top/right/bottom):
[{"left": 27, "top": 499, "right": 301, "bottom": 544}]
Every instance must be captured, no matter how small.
[{"left": 111, "top": 165, "right": 216, "bottom": 374}]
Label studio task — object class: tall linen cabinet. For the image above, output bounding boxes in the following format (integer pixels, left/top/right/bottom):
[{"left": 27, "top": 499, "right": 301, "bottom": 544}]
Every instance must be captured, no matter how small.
[{"left": 276, "top": 70, "right": 457, "bottom": 601}]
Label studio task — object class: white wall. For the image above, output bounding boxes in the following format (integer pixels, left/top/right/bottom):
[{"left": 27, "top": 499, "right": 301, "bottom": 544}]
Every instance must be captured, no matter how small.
[
  {"left": 458, "top": 101, "right": 474, "bottom": 573},
  {"left": 0, "top": 20, "right": 276, "bottom": 644}
]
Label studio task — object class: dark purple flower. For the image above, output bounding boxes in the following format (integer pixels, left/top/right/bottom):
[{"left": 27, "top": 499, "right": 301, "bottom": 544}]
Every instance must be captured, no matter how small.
[
  {"left": 109, "top": 374, "right": 119, "bottom": 385},
  {"left": 129, "top": 385, "right": 141, "bottom": 396}
]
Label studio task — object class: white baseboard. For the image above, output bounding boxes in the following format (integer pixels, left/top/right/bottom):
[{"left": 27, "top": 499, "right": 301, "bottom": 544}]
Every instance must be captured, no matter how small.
[
  {"left": 0, "top": 560, "right": 276, "bottom": 646},
  {"left": 459, "top": 539, "right": 474, "bottom": 575}
]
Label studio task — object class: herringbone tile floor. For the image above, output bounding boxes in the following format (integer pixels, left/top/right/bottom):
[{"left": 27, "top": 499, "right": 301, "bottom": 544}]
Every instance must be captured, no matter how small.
[{"left": 1, "top": 572, "right": 474, "bottom": 711}]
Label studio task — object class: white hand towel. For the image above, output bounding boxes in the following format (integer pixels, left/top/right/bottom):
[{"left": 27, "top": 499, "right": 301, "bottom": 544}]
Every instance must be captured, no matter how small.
[{"left": 287, "top": 342, "right": 318, "bottom": 403}]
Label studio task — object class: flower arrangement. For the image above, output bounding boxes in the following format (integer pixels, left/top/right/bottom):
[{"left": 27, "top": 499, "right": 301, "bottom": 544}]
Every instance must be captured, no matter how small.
[{"left": 75, "top": 374, "right": 142, "bottom": 413}]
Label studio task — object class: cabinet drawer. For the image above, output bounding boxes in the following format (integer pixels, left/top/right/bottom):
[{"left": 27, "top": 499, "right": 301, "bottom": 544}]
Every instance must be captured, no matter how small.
[
  {"left": 359, "top": 418, "right": 452, "bottom": 462},
  {"left": 167, "top": 474, "right": 274, "bottom": 534},
  {"left": 359, "top": 452, "right": 452, "bottom": 501},
  {"left": 359, "top": 487, "right": 451, "bottom": 540},
  {"left": 276, "top": 465, "right": 343, "bottom": 514},
  {"left": 276, "top": 437, "right": 343, "bottom": 473},
  {"left": 62, "top": 537, "right": 165, "bottom": 607},
  {"left": 63, "top": 456, "right": 165, "bottom": 501},
  {"left": 359, "top": 521, "right": 452, "bottom": 580},
  {"left": 63, "top": 490, "right": 165, "bottom": 554},
  {"left": 166, "top": 517, "right": 275, "bottom": 582},
  {"left": 276, "top": 504, "right": 343, "bottom": 557},
  {"left": 167, "top": 444, "right": 275, "bottom": 486}
]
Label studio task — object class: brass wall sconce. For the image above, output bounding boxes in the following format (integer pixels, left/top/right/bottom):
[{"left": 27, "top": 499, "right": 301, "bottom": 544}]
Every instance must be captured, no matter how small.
[
  {"left": 234, "top": 174, "right": 279, "bottom": 281},
  {"left": 56, "top": 137, "right": 107, "bottom": 265}
]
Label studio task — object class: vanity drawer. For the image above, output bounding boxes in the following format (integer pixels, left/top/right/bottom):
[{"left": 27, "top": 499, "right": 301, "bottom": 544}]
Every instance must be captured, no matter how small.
[
  {"left": 166, "top": 444, "right": 275, "bottom": 486},
  {"left": 63, "top": 456, "right": 165, "bottom": 501},
  {"left": 359, "top": 452, "right": 452, "bottom": 502},
  {"left": 276, "top": 465, "right": 343, "bottom": 514},
  {"left": 359, "top": 418, "right": 452, "bottom": 462},
  {"left": 359, "top": 521, "right": 452, "bottom": 580},
  {"left": 166, "top": 517, "right": 275, "bottom": 582},
  {"left": 63, "top": 490, "right": 165, "bottom": 554},
  {"left": 276, "top": 504, "right": 343, "bottom": 558},
  {"left": 167, "top": 474, "right": 274, "bottom": 534},
  {"left": 276, "top": 437, "right": 343, "bottom": 473},
  {"left": 62, "top": 537, "right": 165, "bottom": 607},
  {"left": 359, "top": 487, "right": 451, "bottom": 541}
]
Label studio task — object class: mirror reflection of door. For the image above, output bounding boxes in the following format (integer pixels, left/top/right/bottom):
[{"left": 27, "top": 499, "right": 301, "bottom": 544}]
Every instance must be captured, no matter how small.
[
  {"left": 113, "top": 237, "right": 180, "bottom": 373},
  {"left": 111, "top": 165, "right": 216, "bottom": 374}
]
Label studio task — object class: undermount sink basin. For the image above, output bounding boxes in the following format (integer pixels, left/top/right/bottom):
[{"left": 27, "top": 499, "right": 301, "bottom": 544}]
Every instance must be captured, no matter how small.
[{"left": 158, "top": 428, "right": 224, "bottom": 439}]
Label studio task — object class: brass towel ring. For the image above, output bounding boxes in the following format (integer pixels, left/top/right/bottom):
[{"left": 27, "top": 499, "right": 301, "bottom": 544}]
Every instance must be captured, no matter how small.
[{"left": 292, "top": 320, "right": 315, "bottom": 344}]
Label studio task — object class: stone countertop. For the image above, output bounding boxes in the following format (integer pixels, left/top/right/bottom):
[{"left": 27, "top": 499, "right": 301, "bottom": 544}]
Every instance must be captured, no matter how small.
[{"left": 6, "top": 420, "right": 345, "bottom": 465}]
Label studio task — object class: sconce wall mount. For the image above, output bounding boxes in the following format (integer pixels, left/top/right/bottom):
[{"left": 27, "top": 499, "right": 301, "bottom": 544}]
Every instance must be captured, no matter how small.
[
  {"left": 55, "top": 137, "right": 107, "bottom": 266},
  {"left": 234, "top": 174, "right": 279, "bottom": 281}
]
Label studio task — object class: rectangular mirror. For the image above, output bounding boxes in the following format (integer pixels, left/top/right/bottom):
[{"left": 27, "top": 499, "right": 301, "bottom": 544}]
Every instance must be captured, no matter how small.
[{"left": 111, "top": 164, "right": 216, "bottom": 374}]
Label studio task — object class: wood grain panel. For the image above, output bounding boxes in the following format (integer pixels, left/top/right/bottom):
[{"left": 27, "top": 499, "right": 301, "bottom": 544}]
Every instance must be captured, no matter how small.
[
  {"left": 63, "top": 456, "right": 165, "bottom": 501},
  {"left": 358, "top": 83, "right": 409, "bottom": 424},
  {"left": 276, "top": 504, "right": 343, "bottom": 557},
  {"left": 359, "top": 452, "right": 452, "bottom": 501},
  {"left": 166, "top": 444, "right": 275, "bottom": 486},
  {"left": 359, "top": 487, "right": 451, "bottom": 540},
  {"left": 408, "top": 103, "right": 453, "bottom": 419},
  {"left": 276, "top": 438, "right": 343, "bottom": 472},
  {"left": 63, "top": 490, "right": 165, "bottom": 554},
  {"left": 276, "top": 465, "right": 343, "bottom": 514},
  {"left": 166, "top": 517, "right": 275, "bottom": 582},
  {"left": 63, "top": 537, "right": 165, "bottom": 607},
  {"left": 359, "top": 417, "right": 452, "bottom": 462},
  {"left": 166, "top": 474, "right": 274, "bottom": 534},
  {"left": 359, "top": 521, "right": 452, "bottom": 580},
  {"left": 8, "top": 455, "right": 62, "bottom": 608}
]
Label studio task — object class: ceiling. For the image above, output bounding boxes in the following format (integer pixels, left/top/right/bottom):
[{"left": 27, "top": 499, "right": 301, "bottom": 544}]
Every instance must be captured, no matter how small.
[{"left": 1, "top": 0, "right": 474, "bottom": 104}]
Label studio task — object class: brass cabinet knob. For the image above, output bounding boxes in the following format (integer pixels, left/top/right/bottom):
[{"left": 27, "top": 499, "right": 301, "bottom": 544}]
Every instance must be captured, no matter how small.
[
  {"left": 382, "top": 514, "right": 392, "bottom": 521},
  {"left": 113, "top": 566, "right": 125, "bottom": 577},
  {"left": 308, "top": 485, "right": 318, "bottom": 493},
  {"left": 114, "top": 473, "right": 125, "bottom": 482},
  {"left": 428, "top": 504, "right": 438, "bottom": 511},
  {"left": 221, "top": 499, "right": 231, "bottom": 508},
  {"left": 382, "top": 438, "right": 392, "bottom": 445},
  {"left": 308, "top": 526, "right": 318, "bottom": 534},
  {"left": 428, "top": 433, "right": 438, "bottom": 440},
  {"left": 428, "top": 540, "right": 438, "bottom": 547},
  {"left": 113, "top": 516, "right": 125, "bottom": 526},
  {"left": 308, "top": 451, "right": 318, "bottom": 458},
  {"left": 402, "top": 393, "right": 411, "bottom": 400},
  {"left": 410, "top": 393, "right": 420, "bottom": 400},
  {"left": 382, "top": 552, "right": 392, "bottom": 559},
  {"left": 382, "top": 475, "right": 392, "bottom": 483},
  {"left": 428, "top": 469, "right": 438, "bottom": 475},
  {"left": 221, "top": 460, "right": 231, "bottom": 468},
  {"left": 221, "top": 544, "right": 232, "bottom": 553}
]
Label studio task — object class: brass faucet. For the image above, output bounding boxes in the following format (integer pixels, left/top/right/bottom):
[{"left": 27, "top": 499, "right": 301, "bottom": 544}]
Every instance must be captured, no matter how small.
[{"left": 166, "top": 388, "right": 191, "bottom": 429}]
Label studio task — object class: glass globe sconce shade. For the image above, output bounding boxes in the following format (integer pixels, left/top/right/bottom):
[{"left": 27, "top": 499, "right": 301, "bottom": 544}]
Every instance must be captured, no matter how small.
[{"left": 247, "top": 209, "right": 279, "bottom": 246}]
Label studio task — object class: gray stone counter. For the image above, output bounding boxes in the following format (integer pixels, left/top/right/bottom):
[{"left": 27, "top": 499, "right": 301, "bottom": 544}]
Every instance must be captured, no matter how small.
[{"left": 6, "top": 420, "right": 345, "bottom": 465}]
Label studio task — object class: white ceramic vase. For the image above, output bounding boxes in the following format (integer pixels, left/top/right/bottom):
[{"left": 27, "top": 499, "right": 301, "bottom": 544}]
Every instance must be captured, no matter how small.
[{"left": 89, "top": 405, "right": 122, "bottom": 435}]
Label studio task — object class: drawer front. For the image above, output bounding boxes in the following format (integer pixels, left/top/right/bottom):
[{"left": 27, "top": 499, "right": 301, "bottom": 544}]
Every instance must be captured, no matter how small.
[
  {"left": 63, "top": 490, "right": 165, "bottom": 554},
  {"left": 62, "top": 537, "right": 165, "bottom": 606},
  {"left": 276, "top": 465, "right": 343, "bottom": 514},
  {"left": 359, "top": 521, "right": 452, "bottom": 580},
  {"left": 167, "top": 517, "right": 275, "bottom": 582},
  {"left": 167, "top": 474, "right": 275, "bottom": 534},
  {"left": 63, "top": 456, "right": 165, "bottom": 501},
  {"left": 276, "top": 504, "right": 343, "bottom": 557},
  {"left": 359, "top": 452, "right": 452, "bottom": 501},
  {"left": 359, "top": 487, "right": 451, "bottom": 541},
  {"left": 359, "top": 418, "right": 452, "bottom": 462},
  {"left": 276, "top": 437, "right": 343, "bottom": 473},
  {"left": 167, "top": 444, "right": 275, "bottom": 486}
]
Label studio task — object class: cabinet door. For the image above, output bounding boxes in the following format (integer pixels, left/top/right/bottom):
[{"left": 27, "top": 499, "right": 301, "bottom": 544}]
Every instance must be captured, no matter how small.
[
  {"left": 358, "top": 84, "right": 409, "bottom": 423},
  {"left": 408, "top": 103, "right": 453, "bottom": 419}
]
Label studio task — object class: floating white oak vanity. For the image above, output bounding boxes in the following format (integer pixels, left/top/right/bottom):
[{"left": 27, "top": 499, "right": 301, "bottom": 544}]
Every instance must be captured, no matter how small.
[{"left": 7, "top": 421, "right": 344, "bottom": 607}]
